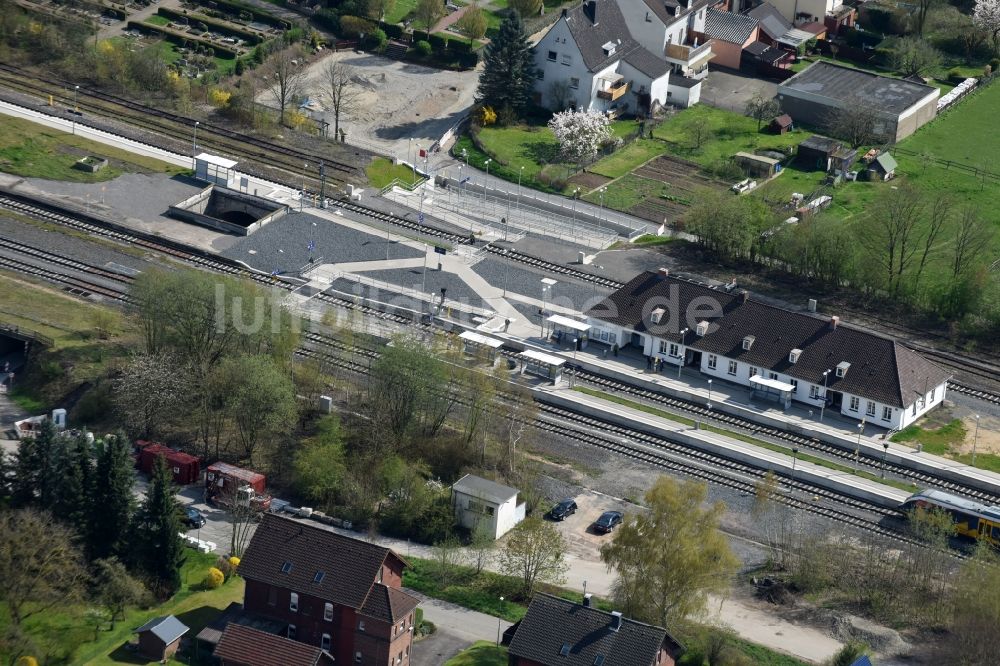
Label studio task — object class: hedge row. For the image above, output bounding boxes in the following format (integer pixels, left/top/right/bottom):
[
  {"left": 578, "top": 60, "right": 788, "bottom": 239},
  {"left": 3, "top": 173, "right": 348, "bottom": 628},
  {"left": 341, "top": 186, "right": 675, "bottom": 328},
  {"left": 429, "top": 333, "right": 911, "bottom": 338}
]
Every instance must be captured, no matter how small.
[
  {"left": 191, "top": 0, "right": 291, "bottom": 30},
  {"left": 157, "top": 7, "right": 264, "bottom": 44},
  {"left": 126, "top": 21, "right": 239, "bottom": 58}
]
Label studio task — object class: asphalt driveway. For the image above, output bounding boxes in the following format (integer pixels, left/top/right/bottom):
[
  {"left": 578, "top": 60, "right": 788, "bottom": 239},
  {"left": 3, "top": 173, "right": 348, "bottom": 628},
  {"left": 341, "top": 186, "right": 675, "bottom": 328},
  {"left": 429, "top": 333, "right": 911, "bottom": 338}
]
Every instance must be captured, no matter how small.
[{"left": 700, "top": 69, "right": 778, "bottom": 112}]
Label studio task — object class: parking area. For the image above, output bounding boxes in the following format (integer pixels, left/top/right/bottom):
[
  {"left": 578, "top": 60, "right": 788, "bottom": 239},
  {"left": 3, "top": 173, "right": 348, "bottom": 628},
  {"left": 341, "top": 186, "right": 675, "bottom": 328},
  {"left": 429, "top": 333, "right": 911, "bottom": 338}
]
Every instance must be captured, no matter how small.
[
  {"left": 700, "top": 69, "right": 778, "bottom": 112},
  {"left": 175, "top": 485, "right": 250, "bottom": 554},
  {"left": 545, "top": 490, "right": 635, "bottom": 561}
]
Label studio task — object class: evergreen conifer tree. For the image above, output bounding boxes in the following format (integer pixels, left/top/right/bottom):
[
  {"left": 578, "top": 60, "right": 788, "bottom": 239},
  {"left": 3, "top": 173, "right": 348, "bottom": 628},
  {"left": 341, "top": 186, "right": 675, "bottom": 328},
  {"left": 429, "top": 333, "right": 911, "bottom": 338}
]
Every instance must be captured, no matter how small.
[
  {"left": 134, "top": 455, "right": 184, "bottom": 597},
  {"left": 88, "top": 433, "right": 136, "bottom": 561},
  {"left": 50, "top": 435, "right": 90, "bottom": 528},
  {"left": 11, "top": 420, "right": 56, "bottom": 508},
  {"left": 476, "top": 10, "right": 537, "bottom": 116}
]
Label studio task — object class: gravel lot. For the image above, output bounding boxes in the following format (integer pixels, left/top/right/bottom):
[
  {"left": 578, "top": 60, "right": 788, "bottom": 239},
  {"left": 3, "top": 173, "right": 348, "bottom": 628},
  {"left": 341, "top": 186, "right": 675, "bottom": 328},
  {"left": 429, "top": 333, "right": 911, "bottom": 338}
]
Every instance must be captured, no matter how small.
[
  {"left": 355, "top": 267, "right": 488, "bottom": 311},
  {"left": 222, "top": 212, "right": 423, "bottom": 273},
  {"left": 472, "top": 257, "right": 613, "bottom": 312}
]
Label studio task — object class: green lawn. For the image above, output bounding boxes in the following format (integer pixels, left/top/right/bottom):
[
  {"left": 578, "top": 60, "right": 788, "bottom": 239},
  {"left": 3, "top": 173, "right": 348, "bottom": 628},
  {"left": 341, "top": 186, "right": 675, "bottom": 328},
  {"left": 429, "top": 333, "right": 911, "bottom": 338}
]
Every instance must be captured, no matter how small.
[
  {"left": 630, "top": 233, "right": 679, "bottom": 247},
  {"left": 902, "top": 80, "right": 1000, "bottom": 167},
  {"left": 580, "top": 172, "right": 670, "bottom": 209},
  {"left": 144, "top": 14, "right": 171, "bottom": 26},
  {"left": 589, "top": 138, "right": 664, "bottom": 180},
  {"left": 0, "top": 115, "right": 182, "bottom": 183},
  {"left": 366, "top": 157, "right": 423, "bottom": 189},
  {"left": 444, "top": 641, "right": 508, "bottom": 666},
  {"left": 403, "top": 557, "right": 527, "bottom": 622},
  {"left": 384, "top": 0, "right": 418, "bottom": 24},
  {"left": 652, "top": 105, "right": 806, "bottom": 169},
  {"left": 1, "top": 551, "right": 244, "bottom": 665}
]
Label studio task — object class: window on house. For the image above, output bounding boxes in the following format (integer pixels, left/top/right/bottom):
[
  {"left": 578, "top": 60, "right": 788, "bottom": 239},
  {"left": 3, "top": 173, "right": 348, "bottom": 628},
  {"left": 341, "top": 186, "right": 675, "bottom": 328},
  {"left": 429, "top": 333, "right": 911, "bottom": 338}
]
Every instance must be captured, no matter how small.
[
  {"left": 569, "top": 77, "right": 580, "bottom": 89},
  {"left": 547, "top": 50, "right": 557, "bottom": 61},
  {"left": 727, "top": 360, "right": 737, "bottom": 376},
  {"left": 913, "top": 402, "right": 918, "bottom": 415},
  {"left": 290, "top": 592, "right": 298, "bottom": 612},
  {"left": 790, "top": 379, "right": 798, "bottom": 390},
  {"left": 398, "top": 652, "right": 403, "bottom": 664},
  {"left": 659, "top": 340, "right": 668, "bottom": 355},
  {"left": 487, "top": 506, "right": 495, "bottom": 516},
  {"left": 849, "top": 396, "right": 859, "bottom": 411},
  {"left": 359, "top": 620, "right": 366, "bottom": 632},
  {"left": 378, "top": 568, "right": 383, "bottom": 584},
  {"left": 322, "top": 634, "right": 332, "bottom": 651},
  {"left": 355, "top": 652, "right": 362, "bottom": 663},
  {"left": 314, "top": 571, "right": 325, "bottom": 584},
  {"left": 406, "top": 646, "right": 409, "bottom": 657},
  {"left": 324, "top": 602, "right": 334, "bottom": 621},
  {"left": 809, "top": 385, "right": 820, "bottom": 399},
  {"left": 645, "top": 11, "right": 651, "bottom": 21},
  {"left": 867, "top": 401, "right": 876, "bottom": 416},
  {"left": 707, "top": 354, "right": 717, "bottom": 370},
  {"left": 768, "top": 372, "right": 778, "bottom": 380},
  {"left": 288, "top": 625, "right": 297, "bottom": 639},
  {"left": 929, "top": 388, "right": 935, "bottom": 402},
  {"left": 882, "top": 406, "right": 892, "bottom": 421},
  {"left": 749, "top": 367, "right": 758, "bottom": 378},
  {"left": 666, "top": 34, "right": 672, "bottom": 44},
  {"left": 538, "top": 70, "right": 545, "bottom": 80},
  {"left": 281, "top": 562, "right": 293, "bottom": 574},
  {"left": 561, "top": 54, "right": 571, "bottom": 65},
  {"left": 669, "top": 343, "right": 679, "bottom": 357}
]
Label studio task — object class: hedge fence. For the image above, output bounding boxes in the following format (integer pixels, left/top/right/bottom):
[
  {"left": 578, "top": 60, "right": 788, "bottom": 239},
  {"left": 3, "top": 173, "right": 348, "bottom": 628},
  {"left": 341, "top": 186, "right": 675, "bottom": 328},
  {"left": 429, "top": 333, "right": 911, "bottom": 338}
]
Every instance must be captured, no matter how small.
[
  {"left": 156, "top": 7, "right": 264, "bottom": 44},
  {"left": 127, "top": 21, "right": 239, "bottom": 58}
]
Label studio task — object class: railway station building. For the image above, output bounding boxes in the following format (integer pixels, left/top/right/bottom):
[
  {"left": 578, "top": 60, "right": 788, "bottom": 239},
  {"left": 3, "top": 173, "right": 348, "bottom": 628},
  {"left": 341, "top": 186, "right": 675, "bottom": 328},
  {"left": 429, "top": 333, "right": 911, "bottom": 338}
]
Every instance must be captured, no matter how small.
[{"left": 585, "top": 270, "right": 952, "bottom": 430}]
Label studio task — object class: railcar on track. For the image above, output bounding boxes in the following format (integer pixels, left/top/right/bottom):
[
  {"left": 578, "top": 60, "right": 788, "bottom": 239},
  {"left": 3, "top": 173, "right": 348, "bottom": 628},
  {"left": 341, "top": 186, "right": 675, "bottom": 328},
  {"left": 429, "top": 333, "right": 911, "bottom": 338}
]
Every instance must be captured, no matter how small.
[{"left": 900, "top": 488, "right": 1000, "bottom": 545}]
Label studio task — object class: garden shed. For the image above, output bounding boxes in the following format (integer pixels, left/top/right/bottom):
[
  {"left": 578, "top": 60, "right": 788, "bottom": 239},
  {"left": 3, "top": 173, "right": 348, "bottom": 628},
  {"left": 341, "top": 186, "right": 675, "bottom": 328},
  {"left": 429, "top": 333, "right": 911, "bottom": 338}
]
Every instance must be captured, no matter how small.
[
  {"left": 735, "top": 152, "right": 781, "bottom": 179},
  {"left": 135, "top": 615, "right": 189, "bottom": 662},
  {"left": 869, "top": 152, "right": 897, "bottom": 180},
  {"left": 770, "top": 114, "right": 793, "bottom": 134},
  {"left": 796, "top": 135, "right": 842, "bottom": 171}
]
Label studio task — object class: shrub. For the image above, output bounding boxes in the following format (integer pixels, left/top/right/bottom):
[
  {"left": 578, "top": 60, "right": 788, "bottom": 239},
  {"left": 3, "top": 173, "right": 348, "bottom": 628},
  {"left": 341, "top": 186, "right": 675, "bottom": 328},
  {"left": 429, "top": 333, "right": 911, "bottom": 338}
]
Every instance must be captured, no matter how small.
[
  {"left": 412, "top": 29, "right": 429, "bottom": 43},
  {"left": 214, "top": 556, "right": 233, "bottom": 580},
  {"left": 991, "top": 57, "right": 1000, "bottom": 72},
  {"left": 428, "top": 32, "right": 448, "bottom": 52},
  {"left": 449, "top": 37, "right": 471, "bottom": 53},
  {"left": 15, "top": 658, "right": 39, "bottom": 666},
  {"left": 948, "top": 67, "right": 964, "bottom": 82},
  {"left": 368, "top": 28, "right": 387, "bottom": 51},
  {"left": 339, "top": 15, "right": 375, "bottom": 38},
  {"left": 229, "top": 555, "right": 241, "bottom": 570},
  {"left": 476, "top": 105, "right": 497, "bottom": 126},
  {"left": 204, "top": 567, "right": 225, "bottom": 589},
  {"left": 208, "top": 88, "right": 232, "bottom": 108},
  {"left": 383, "top": 23, "right": 404, "bottom": 39},
  {"left": 415, "top": 40, "right": 432, "bottom": 57}
]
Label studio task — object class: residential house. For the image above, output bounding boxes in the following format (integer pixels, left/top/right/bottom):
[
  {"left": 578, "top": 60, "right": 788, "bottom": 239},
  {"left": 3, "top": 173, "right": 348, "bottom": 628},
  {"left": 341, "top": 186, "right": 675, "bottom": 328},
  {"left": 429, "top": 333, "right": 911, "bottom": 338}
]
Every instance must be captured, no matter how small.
[
  {"left": 584, "top": 270, "right": 951, "bottom": 430},
  {"left": 134, "top": 615, "right": 189, "bottom": 662},
  {"left": 533, "top": 0, "right": 676, "bottom": 115},
  {"left": 452, "top": 473, "right": 526, "bottom": 539},
  {"left": 239, "top": 514, "right": 420, "bottom": 666},
  {"left": 778, "top": 61, "right": 939, "bottom": 141},
  {"left": 617, "top": 0, "right": 715, "bottom": 80},
  {"left": 214, "top": 624, "right": 336, "bottom": 666},
  {"left": 698, "top": 8, "right": 760, "bottom": 70},
  {"left": 767, "top": 0, "right": 855, "bottom": 30},
  {"left": 507, "top": 593, "right": 684, "bottom": 666},
  {"left": 747, "top": 2, "right": 791, "bottom": 45}
]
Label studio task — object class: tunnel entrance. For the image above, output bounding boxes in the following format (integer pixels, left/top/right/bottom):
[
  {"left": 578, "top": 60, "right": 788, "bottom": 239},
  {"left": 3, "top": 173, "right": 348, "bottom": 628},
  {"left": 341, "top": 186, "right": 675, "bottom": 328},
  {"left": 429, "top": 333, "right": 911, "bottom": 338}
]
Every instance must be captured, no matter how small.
[{"left": 168, "top": 186, "right": 287, "bottom": 236}]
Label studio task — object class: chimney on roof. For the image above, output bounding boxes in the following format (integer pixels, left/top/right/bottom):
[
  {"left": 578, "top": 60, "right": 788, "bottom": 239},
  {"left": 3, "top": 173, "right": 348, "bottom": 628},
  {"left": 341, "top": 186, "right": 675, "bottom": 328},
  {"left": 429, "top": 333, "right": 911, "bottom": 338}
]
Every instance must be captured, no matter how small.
[
  {"left": 561, "top": 7, "right": 568, "bottom": 17},
  {"left": 584, "top": 0, "right": 598, "bottom": 24},
  {"left": 658, "top": 267, "right": 669, "bottom": 278},
  {"left": 830, "top": 315, "right": 840, "bottom": 330},
  {"left": 740, "top": 290, "right": 749, "bottom": 303},
  {"left": 610, "top": 611, "right": 623, "bottom": 632},
  {"left": 583, "top": 593, "right": 593, "bottom": 607}
]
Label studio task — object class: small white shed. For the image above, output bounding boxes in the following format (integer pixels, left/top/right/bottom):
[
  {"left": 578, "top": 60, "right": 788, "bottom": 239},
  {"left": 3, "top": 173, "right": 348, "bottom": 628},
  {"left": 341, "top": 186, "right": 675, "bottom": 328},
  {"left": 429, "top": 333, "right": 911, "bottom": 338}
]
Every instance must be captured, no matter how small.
[
  {"left": 194, "top": 153, "right": 238, "bottom": 188},
  {"left": 452, "top": 474, "right": 526, "bottom": 539}
]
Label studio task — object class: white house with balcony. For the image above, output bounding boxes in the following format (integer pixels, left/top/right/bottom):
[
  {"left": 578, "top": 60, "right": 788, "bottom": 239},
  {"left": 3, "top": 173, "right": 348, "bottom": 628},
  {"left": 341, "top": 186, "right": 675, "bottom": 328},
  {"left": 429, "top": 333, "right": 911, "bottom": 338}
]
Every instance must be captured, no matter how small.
[
  {"left": 532, "top": 0, "right": 701, "bottom": 113},
  {"left": 451, "top": 474, "right": 527, "bottom": 540},
  {"left": 584, "top": 269, "right": 951, "bottom": 430},
  {"left": 617, "top": 0, "right": 715, "bottom": 80}
]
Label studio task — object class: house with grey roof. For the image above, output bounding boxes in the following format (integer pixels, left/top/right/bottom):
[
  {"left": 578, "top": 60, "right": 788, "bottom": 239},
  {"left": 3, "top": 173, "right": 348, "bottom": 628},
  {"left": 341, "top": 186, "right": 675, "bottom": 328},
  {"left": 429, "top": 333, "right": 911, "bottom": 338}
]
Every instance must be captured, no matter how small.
[
  {"left": 532, "top": 0, "right": 704, "bottom": 113},
  {"left": 452, "top": 474, "right": 526, "bottom": 539},
  {"left": 585, "top": 269, "right": 951, "bottom": 430},
  {"left": 698, "top": 8, "right": 760, "bottom": 69},
  {"left": 747, "top": 2, "right": 791, "bottom": 44},
  {"left": 617, "top": 0, "right": 714, "bottom": 81},
  {"left": 506, "top": 593, "right": 684, "bottom": 666},
  {"left": 777, "top": 61, "right": 939, "bottom": 141}
]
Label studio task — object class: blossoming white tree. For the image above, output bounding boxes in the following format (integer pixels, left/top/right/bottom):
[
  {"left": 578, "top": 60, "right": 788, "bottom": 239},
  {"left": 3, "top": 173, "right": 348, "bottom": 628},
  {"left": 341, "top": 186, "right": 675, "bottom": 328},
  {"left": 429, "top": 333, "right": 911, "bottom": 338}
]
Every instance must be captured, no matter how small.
[
  {"left": 547, "top": 109, "right": 613, "bottom": 164},
  {"left": 974, "top": 0, "right": 1000, "bottom": 52}
]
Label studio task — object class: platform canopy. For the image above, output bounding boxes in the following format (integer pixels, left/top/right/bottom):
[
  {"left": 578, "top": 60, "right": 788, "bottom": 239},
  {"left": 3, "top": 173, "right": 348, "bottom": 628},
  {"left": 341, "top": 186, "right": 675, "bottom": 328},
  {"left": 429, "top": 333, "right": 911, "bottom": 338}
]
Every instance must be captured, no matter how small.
[
  {"left": 195, "top": 153, "right": 238, "bottom": 169},
  {"left": 520, "top": 349, "right": 566, "bottom": 367},
  {"left": 546, "top": 314, "right": 591, "bottom": 332},
  {"left": 460, "top": 330, "right": 504, "bottom": 348},
  {"left": 750, "top": 376, "right": 796, "bottom": 392}
]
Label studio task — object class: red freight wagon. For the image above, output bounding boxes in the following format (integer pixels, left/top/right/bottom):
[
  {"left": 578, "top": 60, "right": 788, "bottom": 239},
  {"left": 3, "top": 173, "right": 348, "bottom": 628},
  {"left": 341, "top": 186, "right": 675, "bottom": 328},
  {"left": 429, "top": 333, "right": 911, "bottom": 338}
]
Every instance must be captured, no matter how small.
[{"left": 136, "top": 442, "right": 201, "bottom": 485}]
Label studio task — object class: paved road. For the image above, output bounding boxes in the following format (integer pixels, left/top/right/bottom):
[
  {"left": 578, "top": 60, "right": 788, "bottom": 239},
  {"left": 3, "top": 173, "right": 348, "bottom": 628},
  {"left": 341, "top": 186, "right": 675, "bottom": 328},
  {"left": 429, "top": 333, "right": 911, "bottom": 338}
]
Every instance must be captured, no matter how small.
[{"left": 408, "top": 592, "right": 511, "bottom": 666}]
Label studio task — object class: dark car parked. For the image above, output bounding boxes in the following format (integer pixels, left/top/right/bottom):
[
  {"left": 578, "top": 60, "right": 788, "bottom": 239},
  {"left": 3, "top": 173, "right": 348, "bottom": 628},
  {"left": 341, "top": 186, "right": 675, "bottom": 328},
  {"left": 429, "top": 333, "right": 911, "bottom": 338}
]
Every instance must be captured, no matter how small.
[
  {"left": 549, "top": 498, "right": 578, "bottom": 521},
  {"left": 593, "top": 510, "right": 623, "bottom": 534},
  {"left": 183, "top": 507, "right": 206, "bottom": 528}
]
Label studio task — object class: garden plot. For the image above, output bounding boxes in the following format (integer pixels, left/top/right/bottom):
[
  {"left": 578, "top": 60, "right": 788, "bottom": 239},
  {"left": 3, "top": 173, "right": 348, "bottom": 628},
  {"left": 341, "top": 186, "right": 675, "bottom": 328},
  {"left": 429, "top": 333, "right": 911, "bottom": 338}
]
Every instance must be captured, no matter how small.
[{"left": 597, "top": 155, "right": 728, "bottom": 223}]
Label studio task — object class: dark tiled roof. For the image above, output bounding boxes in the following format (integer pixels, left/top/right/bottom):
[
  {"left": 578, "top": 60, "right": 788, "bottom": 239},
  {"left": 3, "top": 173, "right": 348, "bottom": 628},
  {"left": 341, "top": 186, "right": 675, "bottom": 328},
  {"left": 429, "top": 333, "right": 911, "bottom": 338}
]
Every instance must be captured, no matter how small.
[
  {"left": 744, "top": 40, "right": 770, "bottom": 57},
  {"left": 624, "top": 48, "right": 670, "bottom": 78},
  {"left": 213, "top": 624, "right": 330, "bottom": 666},
  {"left": 747, "top": 2, "right": 791, "bottom": 40},
  {"left": 704, "top": 8, "right": 757, "bottom": 44},
  {"left": 585, "top": 272, "right": 951, "bottom": 408},
  {"left": 240, "top": 514, "right": 403, "bottom": 610},
  {"left": 360, "top": 584, "right": 421, "bottom": 623},
  {"left": 799, "top": 134, "right": 841, "bottom": 154},
  {"left": 772, "top": 113, "right": 793, "bottom": 127},
  {"left": 562, "top": 0, "right": 666, "bottom": 77},
  {"left": 779, "top": 61, "right": 938, "bottom": 115},
  {"left": 507, "top": 594, "right": 680, "bottom": 666},
  {"left": 639, "top": 0, "right": 713, "bottom": 28}
]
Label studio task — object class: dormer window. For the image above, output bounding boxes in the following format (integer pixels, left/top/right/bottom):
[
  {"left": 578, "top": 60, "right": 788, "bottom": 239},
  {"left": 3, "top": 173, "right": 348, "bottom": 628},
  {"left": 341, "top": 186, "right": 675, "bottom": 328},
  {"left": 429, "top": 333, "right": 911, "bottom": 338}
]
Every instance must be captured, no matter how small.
[
  {"left": 836, "top": 361, "right": 851, "bottom": 378},
  {"left": 650, "top": 307, "right": 666, "bottom": 324},
  {"left": 789, "top": 349, "right": 802, "bottom": 364},
  {"left": 314, "top": 571, "right": 325, "bottom": 584},
  {"left": 281, "top": 561, "right": 293, "bottom": 574},
  {"left": 742, "top": 335, "right": 755, "bottom": 351},
  {"left": 560, "top": 644, "right": 571, "bottom": 656},
  {"left": 696, "top": 321, "right": 709, "bottom": 336},
  {"left": 602, "top": 40, "right": 616, "bottom": 56}
]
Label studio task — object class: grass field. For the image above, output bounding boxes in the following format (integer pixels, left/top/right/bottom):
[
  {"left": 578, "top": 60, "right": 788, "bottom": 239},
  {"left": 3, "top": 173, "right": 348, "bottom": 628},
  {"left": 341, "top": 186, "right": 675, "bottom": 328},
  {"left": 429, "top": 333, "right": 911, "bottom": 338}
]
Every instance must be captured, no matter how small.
[
  {"left": 0, "top": 116, "right": 182, "bottom": 183},
  {"left": 366, "top": 157, "right": 423, "bottom": 189},
  {"left": 900, "top": 80, "right": 1000, "bottom": 171},
  {"left": 0, "top": 551, "right": 243, "bottom": 665},
  {"left": 589, "top": 138, "right": 664, "bottom": 179},
  {"left": 144, "top": 15, "right": 171, "bottom": 26},
  {"left": 384, "top": 0, "right": 418, "bottom": 24},
  {"left": 444, "top": 641, "right": 508, "bottom": 666}
]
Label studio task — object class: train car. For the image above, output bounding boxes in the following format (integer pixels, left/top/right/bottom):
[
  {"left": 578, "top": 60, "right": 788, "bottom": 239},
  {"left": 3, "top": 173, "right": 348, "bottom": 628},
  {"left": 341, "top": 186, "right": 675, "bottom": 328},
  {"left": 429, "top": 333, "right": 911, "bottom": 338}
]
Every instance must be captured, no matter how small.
[{"left": 900, "top": 489, "right": 1000, "bottom": 546}]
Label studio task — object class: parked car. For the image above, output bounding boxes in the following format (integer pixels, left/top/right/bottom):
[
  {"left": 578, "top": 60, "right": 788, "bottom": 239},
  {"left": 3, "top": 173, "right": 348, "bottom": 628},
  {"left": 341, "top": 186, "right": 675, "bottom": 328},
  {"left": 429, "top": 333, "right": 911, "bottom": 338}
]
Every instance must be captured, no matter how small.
[
  {"left": 183, "top": 507, "right": 206, "bottom": 528},
  {"left": 593, "top": 511, "right": 623, "bottom": 534},
  {"left": 549, "top": 498, "right": 578, "bottom": 521}
]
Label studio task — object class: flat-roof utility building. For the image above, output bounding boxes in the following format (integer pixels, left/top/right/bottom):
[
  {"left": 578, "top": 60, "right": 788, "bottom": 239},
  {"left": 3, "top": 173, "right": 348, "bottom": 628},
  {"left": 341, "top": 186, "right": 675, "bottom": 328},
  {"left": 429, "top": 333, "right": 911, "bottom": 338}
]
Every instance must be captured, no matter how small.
[{"left": 777, "top": 61, "right": 939, "bottom": 142}]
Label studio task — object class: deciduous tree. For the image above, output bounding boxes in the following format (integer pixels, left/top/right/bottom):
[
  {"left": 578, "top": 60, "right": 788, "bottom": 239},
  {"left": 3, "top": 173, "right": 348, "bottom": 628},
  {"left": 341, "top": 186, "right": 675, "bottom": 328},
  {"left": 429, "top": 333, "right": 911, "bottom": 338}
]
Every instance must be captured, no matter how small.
[
  {"left": 218, "top": 355, "right": 297, "bottom": 466},
  {"left": 261, "top": 46, "right": 306, "bottom": 126},
  {"left": 825, "top": 102, "right": 879, "bottom": 148},
  {"left": 948, "top": 542, "right": 1000, "bottom": 665},
  {"left": 0, "top": 509, "right": 87, "bottom": 627},
  {"left": 415, "top": 0, "right": 445, "bottom": 31},
  {"left": 294, "top": 415, "right": 347, "bottom": 510},
  {"left": 600, "top": 476, "right": 739, "bottom": 628},
  {"left": 861, "top": 185, "right": 925, "bottom": 296},
  {"left": 134, "top": 456, "right": 185, "bottom": 598},
  {"left": 113, "top": 352, "right": 190, "bottom": 440},
  {"left": 548, "top": 109, "right": 612, "bottom": 164},
  {"left": 456, "top": 3, "right": 488, "bottom": 40},
  {"left": 93, "top": 558, "right": 148, "bottom": 630},
  {"left": 509, "top": 0, "right": 542, "bottom": 17},
  {"left": 744, "top": 93, "right": 780, "bottom": 131},
  {"left": 476, "top": 10, "right": 537, "bottom": 117},
  {"left": 974, "top": 0, "right": 1000, "bottom": 53},
  {"left": 320, "top": 59, "right": 360, "bottom": 142},
  {"left": 889, "top": 37, "right": 941, "bottom": 77},
  {"left": 499, "top": 516, "right": 567, "bottom": 594}
]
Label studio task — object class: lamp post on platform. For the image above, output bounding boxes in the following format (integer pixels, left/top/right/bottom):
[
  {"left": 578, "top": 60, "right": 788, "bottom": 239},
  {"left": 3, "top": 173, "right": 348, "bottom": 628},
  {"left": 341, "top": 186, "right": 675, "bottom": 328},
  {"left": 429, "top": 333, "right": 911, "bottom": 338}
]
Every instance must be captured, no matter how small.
[
  {"left": 854, "top": 420, "right": 865, "bottom": 473},
  {"left": 973, "top": 414, "right": 981, "bottom": 465},
  {"left": 819, "top": 369, "right": 831, "bottom": 422},
  {"left": 72, "top": 85, "right": 80, "bottom": 135},
  {"left": 677, "top": 328, "right": 688, "bottom": 378},
  {"left": 192, "top": 120, "right": 199, "bottom": 168}
]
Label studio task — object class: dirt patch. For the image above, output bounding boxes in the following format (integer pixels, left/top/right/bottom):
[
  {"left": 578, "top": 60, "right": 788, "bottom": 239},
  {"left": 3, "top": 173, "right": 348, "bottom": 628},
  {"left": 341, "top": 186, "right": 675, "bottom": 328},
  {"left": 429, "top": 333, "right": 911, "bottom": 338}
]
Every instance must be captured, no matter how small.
[
  {"left": 567, "top": 172, "right": 611, "bottom": 190},
  {"left": 624, "top": 155, "right": 728, "bottom": 223}
]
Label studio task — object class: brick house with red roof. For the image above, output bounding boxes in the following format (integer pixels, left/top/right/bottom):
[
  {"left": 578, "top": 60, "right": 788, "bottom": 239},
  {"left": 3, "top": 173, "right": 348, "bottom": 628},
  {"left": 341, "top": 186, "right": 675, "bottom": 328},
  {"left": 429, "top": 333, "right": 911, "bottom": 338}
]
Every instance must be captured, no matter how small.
[
  {"left": 215, "top": 624, "right": 336, "bottom": 666},
  {"left": 238, "top": 514, "right": 420, "bottom": 666}
]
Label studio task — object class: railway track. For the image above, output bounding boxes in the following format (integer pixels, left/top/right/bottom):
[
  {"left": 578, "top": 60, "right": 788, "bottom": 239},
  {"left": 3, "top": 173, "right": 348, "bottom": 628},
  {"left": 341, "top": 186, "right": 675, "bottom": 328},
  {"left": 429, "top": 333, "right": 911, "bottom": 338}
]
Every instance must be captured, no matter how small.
[
  {"left": 0, "top": 253, "right": 131, "bottom": 301},
  {"left": 483, "top": 245, "right": 623, "bottom": 289}
]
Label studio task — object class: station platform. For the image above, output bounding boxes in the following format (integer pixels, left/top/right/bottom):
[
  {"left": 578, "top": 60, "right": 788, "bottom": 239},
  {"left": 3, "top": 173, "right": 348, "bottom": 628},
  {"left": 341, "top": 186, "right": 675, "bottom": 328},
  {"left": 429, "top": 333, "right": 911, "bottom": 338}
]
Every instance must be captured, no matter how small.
[{"left": 536, "top": 385, "right": 911, "bottom": 510}]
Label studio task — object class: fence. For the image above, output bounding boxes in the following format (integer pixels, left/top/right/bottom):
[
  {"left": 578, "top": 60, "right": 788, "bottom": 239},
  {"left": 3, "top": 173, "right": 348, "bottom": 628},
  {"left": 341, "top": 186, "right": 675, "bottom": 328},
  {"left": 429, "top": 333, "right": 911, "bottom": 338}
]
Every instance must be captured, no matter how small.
[{"left": 891, "top": 146, "right": 1000, "bottom": 183}]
